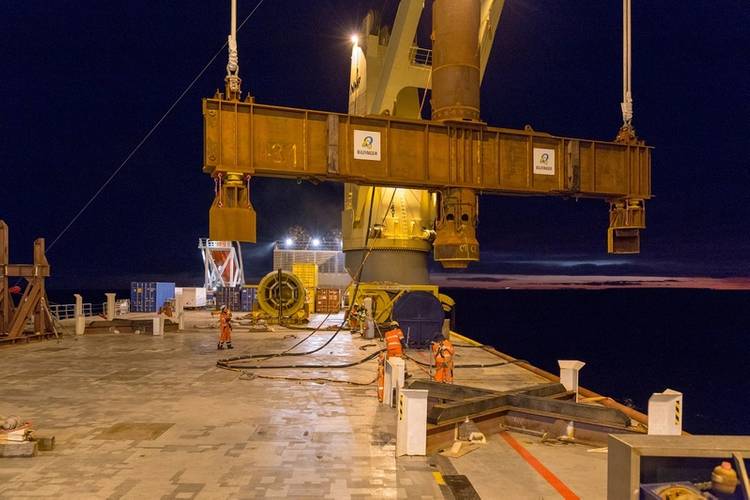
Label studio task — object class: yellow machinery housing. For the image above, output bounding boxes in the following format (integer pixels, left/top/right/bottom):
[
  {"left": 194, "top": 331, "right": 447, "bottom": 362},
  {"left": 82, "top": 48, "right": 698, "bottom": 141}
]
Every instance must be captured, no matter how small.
[
  {"left": 347, "top": 282, "right": 454, "bottom": 325},
  {"left": 291, "top": 263, "right": 318, "bottom": 313}
]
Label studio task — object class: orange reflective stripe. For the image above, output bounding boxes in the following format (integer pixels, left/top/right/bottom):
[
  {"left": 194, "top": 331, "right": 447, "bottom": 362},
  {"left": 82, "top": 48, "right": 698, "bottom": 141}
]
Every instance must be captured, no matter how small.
[{"left": 499, "top": 432, "right": 579, "bottom": 500}]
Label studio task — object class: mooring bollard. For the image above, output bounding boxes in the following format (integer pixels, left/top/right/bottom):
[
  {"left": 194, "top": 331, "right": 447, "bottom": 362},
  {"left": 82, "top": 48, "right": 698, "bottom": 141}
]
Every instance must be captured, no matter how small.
[
  {"left": 648, "top": 388, "right": 683, "bottom": 435},
  {"left": 558, "top": 360, "right": 586, "bottom": 402},
  {"left": 396, "top": 388, "right": 428, "bottom": 457},
  {"left": 384, "top": 357, "right": 405, "bottom": 407}
]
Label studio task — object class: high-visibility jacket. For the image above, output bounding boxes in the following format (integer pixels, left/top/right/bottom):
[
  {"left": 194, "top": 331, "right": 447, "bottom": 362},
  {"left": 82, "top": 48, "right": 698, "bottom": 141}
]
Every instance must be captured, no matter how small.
[
  {"left": 219, "top": 310, "right": 233, "bottom": 342},
  {"left": 431, "top": 339, "right": 455, "bottom": 383},
  {"left": 384, "top": 328, "right": 404, "bottom": 357}
]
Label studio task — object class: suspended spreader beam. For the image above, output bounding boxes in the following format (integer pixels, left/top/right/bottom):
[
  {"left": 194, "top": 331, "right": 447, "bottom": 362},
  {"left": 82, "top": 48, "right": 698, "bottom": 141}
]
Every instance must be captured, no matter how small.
[{"left": 203, "top": 98, "right": 651, "bottom": 199}]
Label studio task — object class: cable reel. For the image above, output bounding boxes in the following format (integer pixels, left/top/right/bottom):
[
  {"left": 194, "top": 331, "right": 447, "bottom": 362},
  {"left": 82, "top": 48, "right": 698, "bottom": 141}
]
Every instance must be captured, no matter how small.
[{"left": 256, "top": 270, "right": 307, "bottom": 319}]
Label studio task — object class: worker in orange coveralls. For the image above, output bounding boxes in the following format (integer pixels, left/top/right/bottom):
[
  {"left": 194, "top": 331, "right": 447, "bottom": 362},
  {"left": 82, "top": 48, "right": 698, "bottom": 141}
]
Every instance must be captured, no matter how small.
[
  {"left": 431, "top": 333, "right": 454, "bottom": 383},
  {"left": 217, "top": 305, "right": 234, "bottom": 350},
  {"left": 384, "top": 321, "right": 405, "bottom": 358},
  {"left": 377, "top": 321, "right": 405, "bottom": 401}
]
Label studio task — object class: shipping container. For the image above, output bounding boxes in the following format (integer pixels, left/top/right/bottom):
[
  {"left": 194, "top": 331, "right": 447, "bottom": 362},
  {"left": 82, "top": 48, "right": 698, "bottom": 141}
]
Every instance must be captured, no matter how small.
[
  {"left": 315, "top": 288, "right": 341, "bottom": 313},
  {"left": 242, "top": 287, "right": 256, "bottom": 312},
  {"left": 130, "top": 282, "right": 176, "bottom": 312},
  {"left": 175, "top": 287, "right": 207, "bottom": 308},
  {"left": 292, "top": 263, "right": 319, "bottom": 289},
  {"left": 215, "top": 286, "right": 256, "bottom": 312},
  {"left": 306, "top": 289, "right": 316, "bottom": 314}
]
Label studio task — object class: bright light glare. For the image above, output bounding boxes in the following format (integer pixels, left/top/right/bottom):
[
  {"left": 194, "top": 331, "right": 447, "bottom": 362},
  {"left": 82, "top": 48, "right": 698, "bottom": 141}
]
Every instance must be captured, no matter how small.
[
  {"left": 284, "top": 238, "right": 294, "bottom": 247},
  {"left": 311, "top": 238, "right": 321, "bottom": 247},
  {"left": 350, "top": 34, "right": 359, "bottom": 45}
]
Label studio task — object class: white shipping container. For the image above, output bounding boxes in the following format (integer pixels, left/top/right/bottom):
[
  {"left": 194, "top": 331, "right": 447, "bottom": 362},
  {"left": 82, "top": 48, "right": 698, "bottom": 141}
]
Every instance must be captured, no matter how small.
[{"left": 175, "top": 287, "right": 207, "bottom": 308}]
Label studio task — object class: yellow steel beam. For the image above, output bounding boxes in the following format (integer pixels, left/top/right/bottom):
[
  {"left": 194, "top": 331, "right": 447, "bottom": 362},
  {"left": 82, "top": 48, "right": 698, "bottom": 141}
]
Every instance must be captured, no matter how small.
[{"left": 203, "top": 98, "right": 651, "bottom": 200}]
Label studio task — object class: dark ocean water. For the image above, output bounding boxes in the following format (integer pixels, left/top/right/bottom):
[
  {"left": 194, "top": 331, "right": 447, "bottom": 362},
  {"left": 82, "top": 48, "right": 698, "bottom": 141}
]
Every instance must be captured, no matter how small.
[
  {"left": 445, "top": 288, "right": 750, "bottom": 436},
  {"left": 46, "top": 287, "right": 748, "bottom": 435}
]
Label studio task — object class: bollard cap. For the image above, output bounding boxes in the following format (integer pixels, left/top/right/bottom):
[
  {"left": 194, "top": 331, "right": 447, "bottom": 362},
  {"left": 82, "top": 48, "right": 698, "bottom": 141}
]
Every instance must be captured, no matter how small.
[{"left": 558, "top": 360, "right": 586, "bottom": 370}]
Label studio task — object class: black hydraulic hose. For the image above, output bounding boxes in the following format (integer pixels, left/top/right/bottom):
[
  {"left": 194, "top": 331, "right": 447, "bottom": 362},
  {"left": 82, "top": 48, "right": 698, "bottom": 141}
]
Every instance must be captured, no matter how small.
[
  {"left": 217, "top": 347, "right": 385, "bottom": 370},
  {"left": 345, "top": 188, "right": 397, "bottom": 319},
  {"left": 219, "top": 322, "right": 344, "bottom": 363},
  {"left": 218, "top": 311, "right": 337, "bottom": 364},
  {"left": 403, "top": 352, "right": 529, "bottom": 369},
  {"left": 221, "top": 350, "right": 526, "bottom": 371},
  {"left": 343, "top": 187, "right": 379, "bottom": 320},
  {"left": 219, "top": 189, "right": 400, "bottom": 369}
]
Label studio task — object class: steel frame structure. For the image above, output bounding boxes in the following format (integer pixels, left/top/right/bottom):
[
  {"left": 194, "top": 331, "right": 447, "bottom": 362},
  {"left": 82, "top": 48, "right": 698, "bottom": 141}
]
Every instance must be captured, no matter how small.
[{"left": 199, "top": 238, "right": 245, "bottom": 290}]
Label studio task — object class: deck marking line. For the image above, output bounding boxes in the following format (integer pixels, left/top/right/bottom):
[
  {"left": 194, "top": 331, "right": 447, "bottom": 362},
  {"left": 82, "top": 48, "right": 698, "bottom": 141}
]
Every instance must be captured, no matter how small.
[
  {"left": 499, "top": 431, "right": 580, "bottom": 500},
  {"left": 432, "top": 471, "right": 446, "bottom": 485}
]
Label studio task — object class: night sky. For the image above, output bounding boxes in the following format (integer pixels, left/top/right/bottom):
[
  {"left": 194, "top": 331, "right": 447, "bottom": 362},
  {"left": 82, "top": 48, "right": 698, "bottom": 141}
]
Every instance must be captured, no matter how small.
[{"left": 2, "top": 1, "right": 748, "bottom": 288}]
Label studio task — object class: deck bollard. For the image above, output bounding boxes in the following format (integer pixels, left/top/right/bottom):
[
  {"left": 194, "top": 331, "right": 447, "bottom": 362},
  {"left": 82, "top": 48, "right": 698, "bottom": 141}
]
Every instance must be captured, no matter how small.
[
  {"left": 105, "top": 293, "right": 116, "bottom": 321},
  {"left": 648, "top": 389, "right": 683, "bottom": 435},
  {"left": 384, "top": 357, "right": 405, "bottom": 407},
  {"left": 558, "top": 360, "right": 586, "bottom": 401},
  {"left": 396, "top": 389, "right": 428, "bottom": 457},
  {"left": 74, "top": 293, "right": 85, "bottom": 335}
]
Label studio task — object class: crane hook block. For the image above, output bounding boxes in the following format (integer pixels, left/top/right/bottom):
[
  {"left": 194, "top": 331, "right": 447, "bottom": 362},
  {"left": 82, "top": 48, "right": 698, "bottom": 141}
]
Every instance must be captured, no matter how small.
[{"left": 209, "top": 172, "right": 257, "bottom": 242}]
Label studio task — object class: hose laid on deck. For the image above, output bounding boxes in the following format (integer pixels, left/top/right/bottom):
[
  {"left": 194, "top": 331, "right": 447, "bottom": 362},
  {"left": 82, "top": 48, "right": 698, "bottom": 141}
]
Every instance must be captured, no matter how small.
[
  {"left": 217, "top": 347, "right": 385, "bottom": 370},
  {"left": 402, "top": 352, "right": 529, "bottom": 370}
]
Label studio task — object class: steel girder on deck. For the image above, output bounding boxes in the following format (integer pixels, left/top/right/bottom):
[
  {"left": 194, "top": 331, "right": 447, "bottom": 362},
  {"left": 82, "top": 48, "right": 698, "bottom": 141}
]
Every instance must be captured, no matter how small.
[{"left": 407, "top": 379, "right": 631, "bottom": 428}]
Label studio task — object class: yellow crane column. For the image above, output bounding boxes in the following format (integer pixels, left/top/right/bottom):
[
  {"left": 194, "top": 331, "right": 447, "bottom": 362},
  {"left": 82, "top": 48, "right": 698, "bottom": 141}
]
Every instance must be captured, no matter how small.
[{"left": 344, "top": 6, "right": 435, "bottom": 283}]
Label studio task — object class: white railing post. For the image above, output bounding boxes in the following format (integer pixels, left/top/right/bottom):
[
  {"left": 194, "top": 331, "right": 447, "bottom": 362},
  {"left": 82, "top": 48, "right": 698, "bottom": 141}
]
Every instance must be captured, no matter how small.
[
  {"left": 105, "top": 293, "right": 116, "bottom": 321},
  {"left": 73, "top": 294, "right": 85, "bottom": 335}
]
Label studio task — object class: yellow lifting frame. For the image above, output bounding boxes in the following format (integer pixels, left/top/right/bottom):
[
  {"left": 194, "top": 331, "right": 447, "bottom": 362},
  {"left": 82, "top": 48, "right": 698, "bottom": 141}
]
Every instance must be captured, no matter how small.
[{"left": 203, "top": 98, "right": 651, "bottom": 199}]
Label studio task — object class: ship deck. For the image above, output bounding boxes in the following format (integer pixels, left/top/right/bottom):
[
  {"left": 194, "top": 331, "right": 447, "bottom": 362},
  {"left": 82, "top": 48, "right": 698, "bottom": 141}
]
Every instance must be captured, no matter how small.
[{"left": 1, "top": 312, "right": 607, "bottom": 499}]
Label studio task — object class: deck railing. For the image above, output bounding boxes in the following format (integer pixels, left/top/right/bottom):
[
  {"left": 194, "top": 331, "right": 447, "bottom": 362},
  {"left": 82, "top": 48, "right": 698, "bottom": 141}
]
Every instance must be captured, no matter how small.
[
  {"left": 49, "top": 300, "right": 129, "bottom": 321},
  {"left": 409, "top": 46, "right": 432, "bottom": 67}
]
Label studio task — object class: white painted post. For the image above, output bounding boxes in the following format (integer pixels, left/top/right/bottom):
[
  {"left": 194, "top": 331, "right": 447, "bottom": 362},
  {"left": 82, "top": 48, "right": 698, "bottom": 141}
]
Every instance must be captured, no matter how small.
[
  {"left": 384, "top": 357, "right": 405, "bottom": 407},
  {"left": 558, "top": 360, "right": 586, "bottom": 401},
  {"left": 175, "top": 293, "right": 185, "bottom": 331},
  {"left": 152, "top": 316, "right": 163, "bottom": 336},
  {"left": 73, "top": 294, "right": 83, "bottom": 317},
  {"left": 396, "top": 389, "right": 428, "bottom": 457},
  {"left": 73, "top": 294, "right": 85, "bottom": 335},
  {"left": 648, "top": 389, "right": 683, "bottom": 435},
  {"left": 105, "top": 293, "right": 116, "bottom": 320}
]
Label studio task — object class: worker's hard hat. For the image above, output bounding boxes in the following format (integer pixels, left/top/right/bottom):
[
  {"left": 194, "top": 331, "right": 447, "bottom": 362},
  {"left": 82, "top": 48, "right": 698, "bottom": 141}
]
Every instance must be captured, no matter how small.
[
  {"left": 389, "top": 320, "right": 399, "bottom": 327},
  {"left": 220, "top": 305, "right": 227, "bottom": 311}
]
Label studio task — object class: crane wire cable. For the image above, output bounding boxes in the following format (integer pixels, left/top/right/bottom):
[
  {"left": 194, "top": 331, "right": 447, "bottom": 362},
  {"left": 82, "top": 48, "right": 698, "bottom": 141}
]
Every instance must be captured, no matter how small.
[{"left": 45, "top": 0, "right": 267, "bottom": 252}]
